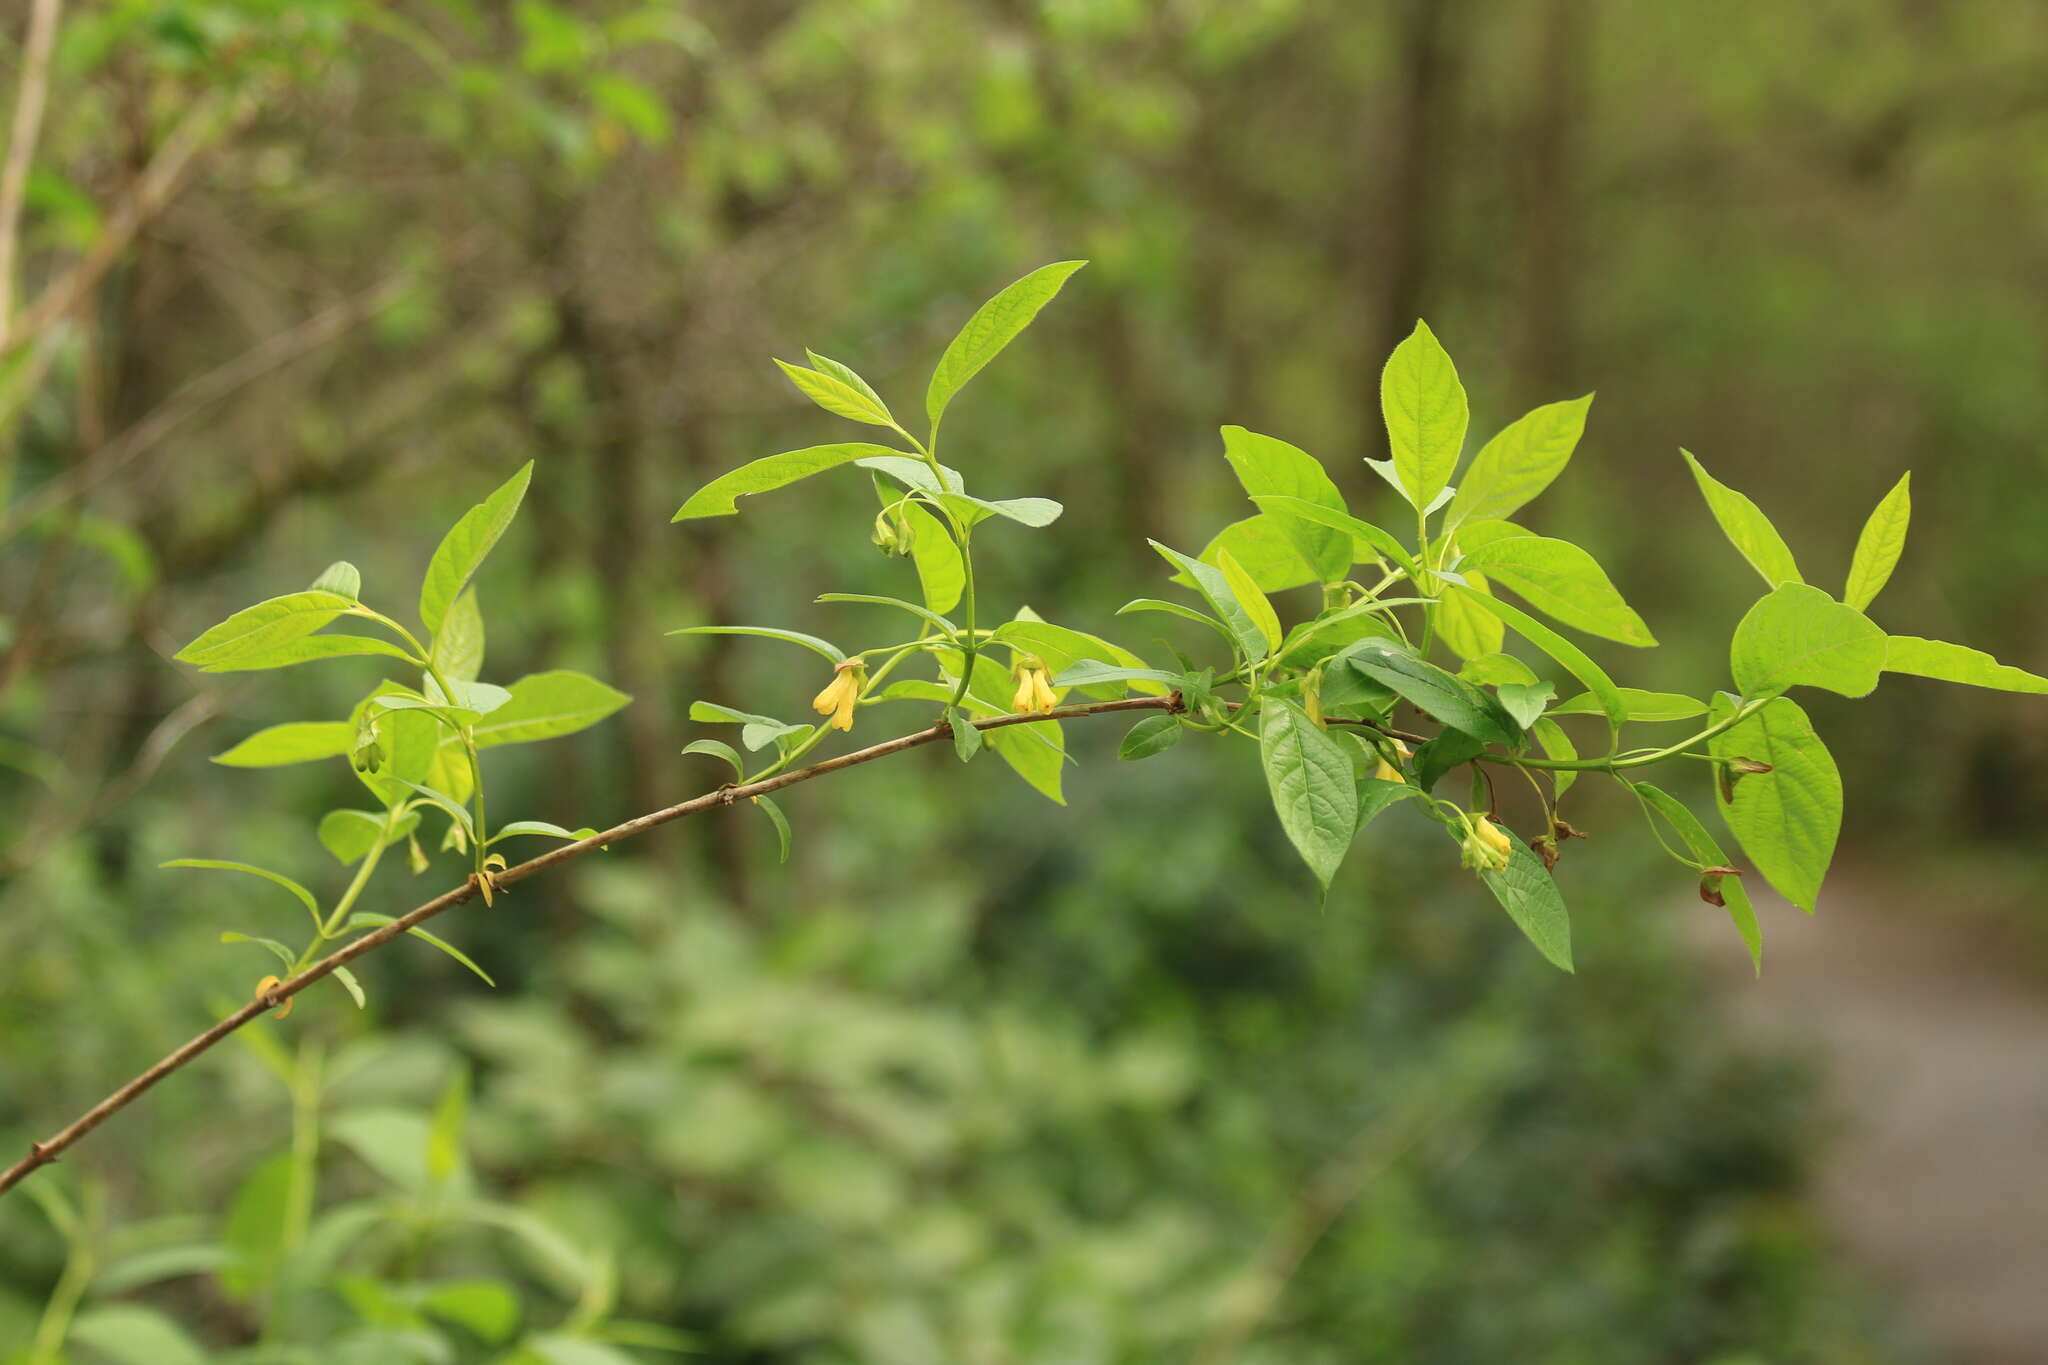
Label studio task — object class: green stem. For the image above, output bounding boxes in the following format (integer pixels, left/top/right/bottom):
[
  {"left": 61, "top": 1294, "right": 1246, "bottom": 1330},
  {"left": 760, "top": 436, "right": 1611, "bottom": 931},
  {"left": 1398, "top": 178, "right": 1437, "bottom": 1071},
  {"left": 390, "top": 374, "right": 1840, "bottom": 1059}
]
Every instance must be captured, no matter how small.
[
  {"left": 292, "top": 806, "right": 400, "bottom": 972},
  {"left": 1481, "top": 695, "right": 1776, "bottom": 773}
]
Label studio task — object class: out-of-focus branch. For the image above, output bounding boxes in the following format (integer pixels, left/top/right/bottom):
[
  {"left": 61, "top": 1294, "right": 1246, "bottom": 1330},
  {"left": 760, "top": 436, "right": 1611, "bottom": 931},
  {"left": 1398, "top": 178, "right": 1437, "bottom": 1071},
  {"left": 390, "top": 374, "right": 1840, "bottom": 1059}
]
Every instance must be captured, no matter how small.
[
  {"left": 0, "top": 270, "right": 415, "bottom": 541},
  {"left": 0, "top": 0, "right": 63, "bottom": 326},
  {"left": 0, "top": 92, "right": 245, "bottom": 358},
  {"left": 0, "top": 694, "right": 1180, "bottom": 1197}
]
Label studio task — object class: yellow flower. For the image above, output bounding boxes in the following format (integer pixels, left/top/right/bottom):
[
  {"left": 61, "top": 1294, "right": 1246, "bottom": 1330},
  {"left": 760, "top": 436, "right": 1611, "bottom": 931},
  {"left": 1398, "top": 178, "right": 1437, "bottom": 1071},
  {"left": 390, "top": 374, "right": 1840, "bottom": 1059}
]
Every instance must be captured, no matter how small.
[
  {"left": 1460, "top": 814, "right": 1514, "bottom": 874},
  {"left": 811, "top": 658, "right": 867, "bottom": 732},
  {"left": 1010, "top": 655, "right": 1058, "bottom": 715},
  {"left": 1373, "top": 756, "right": 1402, "bottom": 784}
]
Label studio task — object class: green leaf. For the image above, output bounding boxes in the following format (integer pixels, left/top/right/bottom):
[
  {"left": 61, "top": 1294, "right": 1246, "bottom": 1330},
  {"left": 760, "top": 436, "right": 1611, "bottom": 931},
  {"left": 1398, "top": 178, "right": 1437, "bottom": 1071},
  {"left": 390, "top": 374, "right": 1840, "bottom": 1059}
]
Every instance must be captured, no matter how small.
[
  {"left": 1550, "top": 688, "right": 1706, "bottom": 722},
  {"left": 1380, "top": 320, "right": 1469, "bottom": 512},
  {"left": 469, "top": 671, "right": 631, "bottom": 748},
  {"left": 345, "top": 912, "right": 496, "bottom": 985},
  {"left": 999, "top": 618, "right": 1168, "bottom": 697},
  {"left": 198, "top": 633, "right": 418, "bottom": 673},
  {"left": 428, "top": 1066, "right": 469, "bottom": 1183},
  {"left": 1496, "top": 681, "right": 1555, "bottom": 731},
  {"left": 1344, "top": 642, "right": 1521, "bottom": 747},
  {"left": 939, "top": 491, "right": 1063, "bottom": 528},
  {"left": 1433, "top": 569, "right": 1505, "bottom": 661},
  {"left": 330, "top": 1109, "right": 433, "bottom": 1194},
  {"left": 1258, "top": 700, "right": 1359, "bottom": 890},
  {"left": 222, "top": 1152, "right": 293, "bottom": 1298},
  {"left": 1216, "top": 547, "right": 1282, "bottom": 654},
  {"left": 688, "top": 700, "right": 807, "bottom": 753},
  {"left": 855, "top": 453, "right": 964, "bottom": 495},
  {"left": 386, "top": 778, "right": 476, "bottom": 839},
  {"left": 948, "top": 707, "right": 983, "bottom": 761},
  {"left": 752, "top": 793, "right": 792, "bottom": 863},
  {"left": 1731, "top": 583, "right": 1885, "bottom": 698},
  {"left": 1459, "top": 652, "right": 1541, "bottom": 687},
  {"left": 1051, "top": 660, "right": 1185, "bottom": 690},
  {"left": 1197, "top": 515, "right": 1318, "bottom": 593},
  {"left": 175, "top": 591, "right": 353, "bottom": 667},
  {"left": 667, "top": 624, "right": 845, "bottom": 663},
  {"left": 1708, "top": 694, "right": 1840, "bottom": 913},
  {"left": 1463, "top": 534, "right": 1657, "bottom": 646},
  {"left": 1248, "top": 495, "right": 1424, "bottom": 582},
  {"left": 1532, "top": 716, "right": 1579, "bottom": 797},
  {"left": 1149, "top": 540, "right": 1269, "bottom": 662},
  {"left": 318, "top": 808, "right": 418, "bottom": 865},
  {"left": 213, "top": 722, "right": 355, "bottom": 768},
  {"left": 1634, "top": 781, "right": 1762, "bottom": 972},
  {"left": 69, "top": 1304, "right": 208, "bottom": 1365},
  {"left": 1116, "top": 596, "right": 1237, "bottom": 649},
  {"left": 1446, "top": 395, "right": 1593, "bottom": 527},
  {"left": 310, "top": 561, "right": 362, "bottom": 600},
  {"left": 680, "top": 738, "right": 744, "bottom": 779},
  {"left": 926, "top": 260, "right": 1086, "bottom": 429},
  {"left": 1445, "top": 585, "right": 1629, "bottom": 732},
  {"left": 163, "top": 859, "right": 319, "bottom": 925},
  {"left": 333, "top": 964, "right": 367, "bottom": 1009},
  {"left": 488, "top": 820, "right": 597, "bottom": 845},
  {"left": 422, "top": 1281, "right": 520, "bottom": 1345},
  {"left": 674, "top": 443, "right": 899, "bottom": 520},
  {"left": 1843, "top": 471, "right": 1911, "bottom": 610},
  {"left": 420, "top": 461, "right": 532, "bottom": 635},
  {"left": 219, "top": 931, "right": 296, "bottom": 971},
  {"left": 776, "top": 356, "right": 894, "bottom": 427},
  {"left": 1118, "top": 714, "right": 1181, "bottom": 761},
  {"left": 1476, "top": 835, "right": 1573, "bottom": 972},
  {"left": 1682, "top": 450, "right": 1803, "bottom": 589},
  {"left": 1277, "top": 598, "right": 1403, "bottom": 668},
  {"left": 1219, "top": 427, "right": 1351, "bottom": 580},
  {"left": 431, "top": 586, "right": 486, "bottom": 683},
  {"left": 1883, "top": 635, "right": 2048, "bottom": 693},
  {"left": 901, "top": 497, "right": 964, "bottom": 614}
]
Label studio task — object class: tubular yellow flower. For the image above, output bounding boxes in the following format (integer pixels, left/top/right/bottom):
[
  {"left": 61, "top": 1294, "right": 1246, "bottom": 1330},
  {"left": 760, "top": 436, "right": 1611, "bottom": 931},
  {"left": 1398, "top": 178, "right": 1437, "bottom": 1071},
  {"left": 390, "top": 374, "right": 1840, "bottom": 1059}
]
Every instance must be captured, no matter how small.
[
  {"left": 811, "top": 658, "right": 867, "bottom": 732},
  {"left": 1460, "top": 814, "right": 1514, "bottom": 874},
  {"left": 1010, "top": 655, "right": 1057, "bottom": 715}
]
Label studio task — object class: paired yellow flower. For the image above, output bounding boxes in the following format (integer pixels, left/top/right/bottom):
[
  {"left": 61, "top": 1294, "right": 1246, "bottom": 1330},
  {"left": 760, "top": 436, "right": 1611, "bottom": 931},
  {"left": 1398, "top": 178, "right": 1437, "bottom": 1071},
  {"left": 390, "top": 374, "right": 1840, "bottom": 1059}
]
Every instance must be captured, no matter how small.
[
  {"left": 811, "top": 658, "right": 868, "bottom": 732},
  {"left": 1459, "top": 813, "right": 1514, "bottom": 874},
  {"left": 1010, "top": 655, "right": 1058, "bottom": 715}
]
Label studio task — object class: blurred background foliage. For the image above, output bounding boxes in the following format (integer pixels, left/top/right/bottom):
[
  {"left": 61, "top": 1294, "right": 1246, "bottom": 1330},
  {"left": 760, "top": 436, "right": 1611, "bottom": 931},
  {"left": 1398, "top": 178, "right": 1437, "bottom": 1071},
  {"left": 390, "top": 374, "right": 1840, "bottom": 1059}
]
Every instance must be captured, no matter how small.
[{"left": 3, "top": 0, "right": 2044, "bottom": 1359}]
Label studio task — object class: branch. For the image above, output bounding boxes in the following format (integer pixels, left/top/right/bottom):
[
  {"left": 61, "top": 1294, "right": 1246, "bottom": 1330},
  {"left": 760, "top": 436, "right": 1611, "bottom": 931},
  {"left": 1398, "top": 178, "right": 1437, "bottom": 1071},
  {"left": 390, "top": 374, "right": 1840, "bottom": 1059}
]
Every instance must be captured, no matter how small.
[
  {"left": 0, "top": 0, "right": 62, "bottom": 325},
  {"left": 0, "top": 91, "right": 246, "bottom": 358},
  {"left": 0, "top": 694, "right": 1178, "bottom": 1197}
]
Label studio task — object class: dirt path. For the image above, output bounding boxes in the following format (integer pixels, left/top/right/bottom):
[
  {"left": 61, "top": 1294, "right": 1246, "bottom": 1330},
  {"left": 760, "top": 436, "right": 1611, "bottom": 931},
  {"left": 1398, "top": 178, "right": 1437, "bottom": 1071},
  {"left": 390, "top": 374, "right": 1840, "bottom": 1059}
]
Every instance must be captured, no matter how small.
[{"left": 1687, "top": 864, "right": 2048, "bottom": 1365}]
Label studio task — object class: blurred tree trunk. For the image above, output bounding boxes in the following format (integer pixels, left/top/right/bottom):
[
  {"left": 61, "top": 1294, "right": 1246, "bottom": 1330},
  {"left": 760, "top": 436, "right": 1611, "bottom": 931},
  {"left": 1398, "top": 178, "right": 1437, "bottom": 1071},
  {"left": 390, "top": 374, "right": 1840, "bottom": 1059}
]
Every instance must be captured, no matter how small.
[
  {"left": 1369, "top": 0, "right": 1465, "bottom": 459},
  {"left": 1516, "top": 0, "right": 1588, "bottom": 402}
]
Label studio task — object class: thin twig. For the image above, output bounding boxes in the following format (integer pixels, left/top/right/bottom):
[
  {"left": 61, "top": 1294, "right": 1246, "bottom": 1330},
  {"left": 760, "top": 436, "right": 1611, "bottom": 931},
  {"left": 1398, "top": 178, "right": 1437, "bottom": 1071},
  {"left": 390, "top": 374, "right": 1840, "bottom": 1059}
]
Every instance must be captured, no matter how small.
[
  {"left": 0, "top": 0, "right": 63, "bottom": 326},
  {"left": 0, "top": 694, "right": 1178, "bottom": 1197}
]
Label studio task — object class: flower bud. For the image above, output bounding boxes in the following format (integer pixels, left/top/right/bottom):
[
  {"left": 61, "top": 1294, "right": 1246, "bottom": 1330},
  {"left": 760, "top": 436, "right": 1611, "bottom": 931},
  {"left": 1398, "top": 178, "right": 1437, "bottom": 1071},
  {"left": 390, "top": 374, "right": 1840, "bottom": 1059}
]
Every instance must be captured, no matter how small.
[
  {"left": 1697, "top": 864, "right": 1742, "bottom": 907},
  {"left": 810, "top": 658, "right": 868, "bottom": 732},
  {"left": 871, "top": 505, "right": 916, "bottom": 557}
]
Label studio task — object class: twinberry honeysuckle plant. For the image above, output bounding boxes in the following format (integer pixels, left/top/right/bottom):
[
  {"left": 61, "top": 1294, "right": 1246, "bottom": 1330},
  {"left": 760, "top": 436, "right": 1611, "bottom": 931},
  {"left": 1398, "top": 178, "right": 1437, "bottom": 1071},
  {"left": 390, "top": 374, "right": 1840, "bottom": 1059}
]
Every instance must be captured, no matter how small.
[{"left": 6, "top": 260, "right": 2046, "bottom": 1197}]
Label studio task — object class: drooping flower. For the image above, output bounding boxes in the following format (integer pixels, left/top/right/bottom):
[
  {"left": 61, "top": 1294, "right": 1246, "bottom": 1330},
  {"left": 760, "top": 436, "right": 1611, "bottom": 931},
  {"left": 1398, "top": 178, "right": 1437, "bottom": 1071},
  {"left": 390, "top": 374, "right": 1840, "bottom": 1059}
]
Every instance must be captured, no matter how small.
[
  {"left": 811, "top": 657, "right": 867, "bottom": 732},
  {"left": 1460, "top": 814, "right": 1514, "bottom": 874},
  {"left": 1010, "top": 654, "right": 1058, "bottom": 715}
]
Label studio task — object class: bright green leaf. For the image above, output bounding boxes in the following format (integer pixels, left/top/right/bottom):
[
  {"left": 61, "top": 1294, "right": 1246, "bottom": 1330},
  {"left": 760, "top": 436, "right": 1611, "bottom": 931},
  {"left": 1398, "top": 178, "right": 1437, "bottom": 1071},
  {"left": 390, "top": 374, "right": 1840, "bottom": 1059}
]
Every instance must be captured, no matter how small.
[
  {"left": 431, "top": 587, "right": 486, "bottom": 684},
  {"left": 1463, "top": 534, "right": 1657, "bottom": 646},
  {"left": 1219, "top": 427, "right": 1350, "bottom": 580},
  {"left": 1682, "top": 450, "right": 1803, "bottom": 589},
  {"left": 1731, "top": 583, "right": 1885, "bottom": 698},
  {"left": 1476, "top": 836, "right": 1573, "bottom": 972},
  {"left": 1708, "top": 694, "right": 1840, "bottom": 913},
  {"left": 198, "top": 633, "right": 418, "bottom": 673},
  {"left": 1883, "top": 635, "right": 2048, "bottom": 693},
  {"left": 213, "top": 722, "right": 355, "bottom": 768},
  {"left": 420, "top": 461, "right": 532, "bottom": 635},
  {"left": 1118, "top": 714, "right": 1181, "bottom": 761},
  {"left": 175, "top": 591, "right": 353, "bottom": 668},
  {"left": 469, "top": 671, "right": 631, "bottom": 748},
  {"left": 310, "top": 561, "right": 361, "bottom": 600},
  {"left": 1843, "top": 472, "right": 1911, "bottom": 610},
  {"left": 667, "top": 624, "right": 845, "bottom": 663},
  {"left": 674, "top": 443, "right": 898, "bottom": 520},
  {"left": 926, "top": 261, "right": 1086, "bottom": 430},
  {"left": 1216, "top": 547, "right": 1282, "bottom": 654},
  {"left": 1447, "top": 395, "right": 1593, "bottom": 527},
  {"left": 1259, "top": 700, "right": 1358, "bottom": 889},
  {"left": 1446, "top": 586, "right": 1629, "bottom": 732},
  {"left": 776, "top": 356, "right": 895, "bottom": 427},
  {"left": 1380, "top": 320, "right": 1469, "bottom": 512}
]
